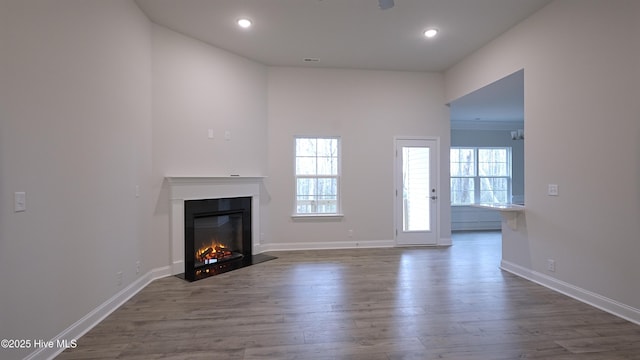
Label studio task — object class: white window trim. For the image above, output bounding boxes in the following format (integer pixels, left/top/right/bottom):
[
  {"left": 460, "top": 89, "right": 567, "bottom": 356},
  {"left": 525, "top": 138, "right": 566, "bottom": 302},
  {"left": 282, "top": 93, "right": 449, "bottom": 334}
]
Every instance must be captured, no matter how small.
[
  {"left": 451, "top": 147, "right": 512, "bottom": 206},
  {"left": 292, "top": 136, "right": 342, "bottom": 218}
]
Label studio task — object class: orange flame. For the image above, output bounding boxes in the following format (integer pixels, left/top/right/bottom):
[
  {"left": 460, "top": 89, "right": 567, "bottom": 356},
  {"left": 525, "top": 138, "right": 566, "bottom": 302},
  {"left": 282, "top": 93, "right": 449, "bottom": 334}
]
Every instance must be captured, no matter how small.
[{"left": 196, "top": 240, "right": 233, "bottom": 263}]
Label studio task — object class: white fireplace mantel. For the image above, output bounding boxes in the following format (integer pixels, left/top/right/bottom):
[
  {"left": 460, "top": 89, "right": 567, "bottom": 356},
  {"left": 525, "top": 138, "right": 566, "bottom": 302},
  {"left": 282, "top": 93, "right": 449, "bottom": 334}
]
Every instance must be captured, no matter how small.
[{"left": 166, "top": 176, "right": 265, "bottom": 275}]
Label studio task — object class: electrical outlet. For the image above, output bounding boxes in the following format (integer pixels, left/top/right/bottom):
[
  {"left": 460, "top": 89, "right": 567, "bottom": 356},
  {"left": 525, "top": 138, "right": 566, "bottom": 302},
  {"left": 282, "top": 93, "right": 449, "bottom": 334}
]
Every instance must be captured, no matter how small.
[
  {"left": 548, "top": 184, "right": 559, "bottom": 196},
  {"left": 136, "top": 261, "right": 141, "bottom": 275},
  {"left": 116, "top": 271, "right": 123, "bottom": 286},
  {"left": 547, "top": 259, "right": 556, "bottom": 272},
  {"left": 348, "top": 229, "right": 354, "bottom": 238},
  {"left": 14, "top": 192, "right": 26, "bottom": 212}
]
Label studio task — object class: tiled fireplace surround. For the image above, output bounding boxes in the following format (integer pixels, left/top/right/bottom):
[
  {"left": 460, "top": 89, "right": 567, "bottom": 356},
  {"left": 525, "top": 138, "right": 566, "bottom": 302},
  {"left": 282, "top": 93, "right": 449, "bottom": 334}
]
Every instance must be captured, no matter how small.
[{"left": 166, "top": 177, "right": 264, "bottom": 275}]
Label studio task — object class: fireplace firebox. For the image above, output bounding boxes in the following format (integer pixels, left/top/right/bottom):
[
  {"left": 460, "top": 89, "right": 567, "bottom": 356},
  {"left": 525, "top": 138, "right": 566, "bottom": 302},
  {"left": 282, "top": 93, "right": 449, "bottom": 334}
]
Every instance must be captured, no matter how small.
[{"left": 184, "top": 197, "right": 252, "bottom": 281}]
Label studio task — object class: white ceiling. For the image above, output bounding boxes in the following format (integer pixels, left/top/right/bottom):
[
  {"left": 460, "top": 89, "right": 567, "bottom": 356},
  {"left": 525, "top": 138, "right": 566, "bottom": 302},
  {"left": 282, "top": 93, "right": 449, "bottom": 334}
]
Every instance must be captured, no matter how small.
[
  {"left": 450, "top": 69, "right": 524, "bottom": 129},
  {"left": 135, "top": 0, "right": 550, "bottom": 72},
  {"left": 135, "top": 0, "right": 542, "bottom": 126}
]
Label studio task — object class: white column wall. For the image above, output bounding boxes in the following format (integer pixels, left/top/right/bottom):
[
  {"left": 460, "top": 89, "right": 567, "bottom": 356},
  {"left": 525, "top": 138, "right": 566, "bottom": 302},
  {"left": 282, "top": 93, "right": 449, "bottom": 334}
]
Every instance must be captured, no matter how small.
[{"left": 445, "top": 0, "right": 640, "bottom": 319}]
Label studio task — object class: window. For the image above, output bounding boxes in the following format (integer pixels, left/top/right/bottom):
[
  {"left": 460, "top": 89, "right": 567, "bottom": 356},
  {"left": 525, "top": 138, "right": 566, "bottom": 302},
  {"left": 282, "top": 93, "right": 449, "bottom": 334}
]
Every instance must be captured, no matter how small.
[
  {"left": 294, "top": 137, "right": 340, "bottom": 215},
  {"left": 451, "top": 147, "right": 511, "bottom": 205}
]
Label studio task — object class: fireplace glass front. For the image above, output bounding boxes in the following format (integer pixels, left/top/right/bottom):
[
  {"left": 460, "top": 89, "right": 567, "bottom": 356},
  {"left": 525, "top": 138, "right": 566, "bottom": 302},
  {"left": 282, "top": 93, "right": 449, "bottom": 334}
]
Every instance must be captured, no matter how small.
[{"left": 184, "top": 197, "right": 252, "bottom": 281}]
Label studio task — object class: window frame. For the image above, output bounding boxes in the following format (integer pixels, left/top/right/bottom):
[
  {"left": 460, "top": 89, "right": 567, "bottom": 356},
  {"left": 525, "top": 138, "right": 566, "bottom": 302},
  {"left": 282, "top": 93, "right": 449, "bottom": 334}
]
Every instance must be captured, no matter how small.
[
  {"left": 292, "top": 136, "right": 343, "bottom": 218},
  {"left": 450, "top": 147, "right": 512, "bottom": 206}
]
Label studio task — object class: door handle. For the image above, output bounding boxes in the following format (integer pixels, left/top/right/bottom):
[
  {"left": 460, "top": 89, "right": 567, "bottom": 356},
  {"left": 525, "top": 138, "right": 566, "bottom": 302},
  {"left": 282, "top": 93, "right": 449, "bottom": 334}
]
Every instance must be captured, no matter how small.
[{"left": 430, "top": 195, "right": 437, "bottom": 200}]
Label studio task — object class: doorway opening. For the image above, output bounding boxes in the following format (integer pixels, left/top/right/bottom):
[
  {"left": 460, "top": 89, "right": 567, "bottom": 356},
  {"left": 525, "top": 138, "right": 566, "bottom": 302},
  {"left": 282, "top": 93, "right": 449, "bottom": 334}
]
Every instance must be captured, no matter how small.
[{"left": 449, "top": 69, "right": 525, "bottom": 234}]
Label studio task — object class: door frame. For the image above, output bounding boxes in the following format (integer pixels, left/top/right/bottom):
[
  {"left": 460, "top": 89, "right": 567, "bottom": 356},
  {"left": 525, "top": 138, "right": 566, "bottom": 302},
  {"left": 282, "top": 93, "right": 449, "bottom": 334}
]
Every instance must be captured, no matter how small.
[{"left": 393, "top": 136, "right": 441, "bottom": 246}]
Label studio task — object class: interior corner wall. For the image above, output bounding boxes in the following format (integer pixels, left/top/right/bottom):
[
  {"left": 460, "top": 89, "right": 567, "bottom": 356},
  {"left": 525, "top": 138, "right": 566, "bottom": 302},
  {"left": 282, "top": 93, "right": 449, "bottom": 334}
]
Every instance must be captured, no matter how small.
[
  {"left": 150, "top": 24, "right": 268, "bottom": 267},
  {"left": 0, "top": 1, "right": 153, "bottom": 359},
  {"left": 445, "top": 0, "right": 640, "bottom": 314},
  {"left": 265, "top": 67, "right": 451, "bottom": 249}
]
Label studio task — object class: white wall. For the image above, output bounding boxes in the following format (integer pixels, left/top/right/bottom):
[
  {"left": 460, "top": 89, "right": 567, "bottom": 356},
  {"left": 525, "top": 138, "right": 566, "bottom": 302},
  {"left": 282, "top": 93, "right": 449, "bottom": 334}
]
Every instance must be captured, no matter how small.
[
  {"left": 151, "top": 25, "right": 268, "bottom": 178},
  {"left": 266, "top": 67, "right": 451, "bottom": 249},
  {"left": 150, "top": 25, "right": 268, "bottom": 267},
  {"left": 0, "top": 1, "right": 153, "bottom": 358},
  {"left": 446, "top": 0, "right": 640, "bottom": 316}
]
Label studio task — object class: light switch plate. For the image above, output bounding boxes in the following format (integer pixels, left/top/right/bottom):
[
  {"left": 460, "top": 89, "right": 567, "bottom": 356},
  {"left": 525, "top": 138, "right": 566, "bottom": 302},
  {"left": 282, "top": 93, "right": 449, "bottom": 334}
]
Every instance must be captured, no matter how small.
[{"left": 14, "top": 192, "right": 26, "bottom": 212}]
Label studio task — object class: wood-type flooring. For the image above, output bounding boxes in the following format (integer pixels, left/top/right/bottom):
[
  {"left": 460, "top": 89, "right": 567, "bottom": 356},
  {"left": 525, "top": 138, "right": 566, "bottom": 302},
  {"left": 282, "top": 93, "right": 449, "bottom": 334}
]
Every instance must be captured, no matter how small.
[{"left": 57, "top": 231, "right": 640, "bottom": 359}]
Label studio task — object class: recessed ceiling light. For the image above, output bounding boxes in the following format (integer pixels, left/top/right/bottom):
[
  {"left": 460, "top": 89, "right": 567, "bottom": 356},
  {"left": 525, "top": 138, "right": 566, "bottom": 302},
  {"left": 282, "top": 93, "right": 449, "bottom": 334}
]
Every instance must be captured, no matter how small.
[
  {"left": 424, "top": 28, "right": 438, "bottom": 38},
  {"left": 237, "top": 18, "right": 252, "bottom": 29}
]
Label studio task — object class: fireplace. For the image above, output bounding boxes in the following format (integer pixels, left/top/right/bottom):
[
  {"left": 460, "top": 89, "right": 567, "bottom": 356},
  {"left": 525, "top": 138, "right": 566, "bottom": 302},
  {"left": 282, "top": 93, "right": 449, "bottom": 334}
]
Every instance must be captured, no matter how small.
[
  {"left": 184, "top": 197, "right": 252, "bottom": 281},
  {"left": 167, "top": 176, "right": 275, "bottom": 279}
]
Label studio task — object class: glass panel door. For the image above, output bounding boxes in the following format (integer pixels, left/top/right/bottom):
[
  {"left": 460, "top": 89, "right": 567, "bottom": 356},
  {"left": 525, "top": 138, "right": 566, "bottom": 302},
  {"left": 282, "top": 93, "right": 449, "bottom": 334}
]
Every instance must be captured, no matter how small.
[
  {"left": 403, "top": 146, "right": 430, "bottom": 231},
  {"left": 395, "top": 138, "right": 438, "bottom": 245}
]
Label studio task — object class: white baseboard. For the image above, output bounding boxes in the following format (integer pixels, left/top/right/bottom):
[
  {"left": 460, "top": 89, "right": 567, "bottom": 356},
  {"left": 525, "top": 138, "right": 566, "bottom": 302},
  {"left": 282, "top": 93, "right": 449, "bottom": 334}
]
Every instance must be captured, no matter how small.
[
  {"left": 500, "top": 260, "right": 640, "bottom": 326},
  {"left": 25, "top": 266, "right": 172, "bottom": 360},
  {"left": 261, "top": 239, "right": 395, "bottom": 252},
  {"left": 260, "top": 238, "right": 454, "bottom": 252},
  {"left": 171, "top": 260, "right": 183, "bottom": 275}
]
